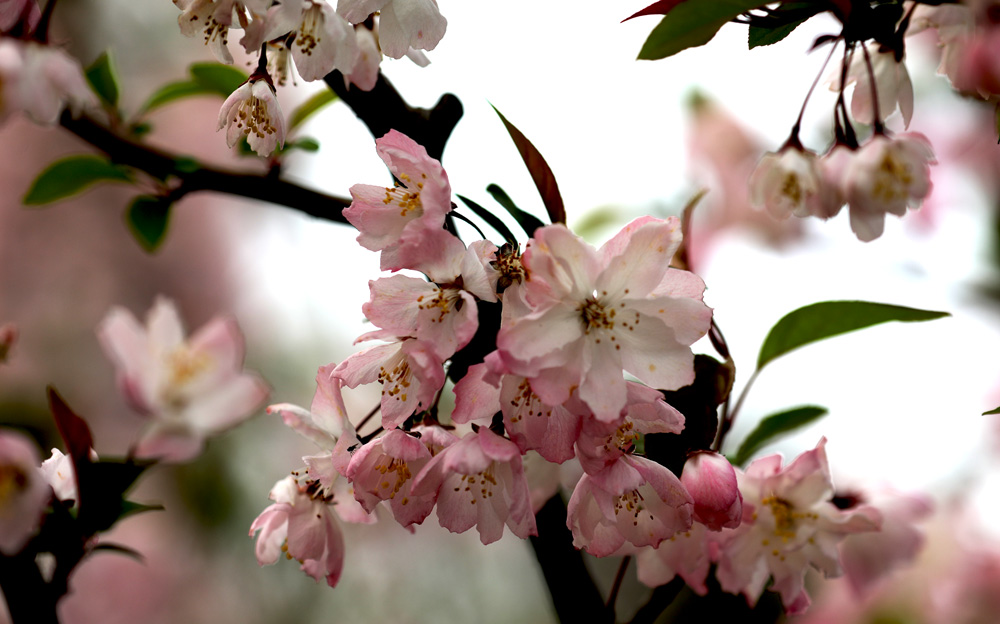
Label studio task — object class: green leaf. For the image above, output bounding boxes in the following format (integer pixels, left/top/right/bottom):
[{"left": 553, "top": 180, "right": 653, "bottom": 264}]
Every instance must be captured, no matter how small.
[
  {"left": 486, "top": 183, "right": 546, "bottom": 238},
  {"left": 119, "top": 500, "right": 165, "bottom": 519},
  {"left": 733, "top": 405, "right": 828, "bottom": 466},
  {"left": 757, "top": 301, "right": 950, "bottom": 370},
  {"left": 91, "top": 542, "right": 146, "bottom": 562},
  {"left": 140, "top": 80, "right": 215, "bottom": 113},
  {"left": 126, "top": 195, "right": 172, "bottom": 253},
  {"left": 288, "top": 90, "right": 338, "bottom": 130},
  {"left": 457, "top": 194, "right": 519, "bottom": 246},
  {"left": 638, "top": 0, "right": 765, "bottom": 60},
  {"left": 24, "top": 155, "right": 133, "bottom": 206},
  {"left": 749, "top": 17, "right": 808, "bottom": 48},
  {"left": 491, "top": 105, "right": 566, "bottom": 225},
  {"left": 984, "top": 405, "right": 1000, "bottom": 416},
  {"left": 189, "top": 62, "right": 248, "bottom": 96},
  {"left": 281, "top": 137, "right": 320, "bottom": 153},
  {"left": 85, "top": 50, "right": 121, "bottom": 109}
]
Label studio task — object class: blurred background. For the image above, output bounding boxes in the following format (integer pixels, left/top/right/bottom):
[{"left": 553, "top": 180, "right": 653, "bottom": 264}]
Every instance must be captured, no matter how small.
[{"left": 2, "top": 1, "right": 1000, "bottom": 622}]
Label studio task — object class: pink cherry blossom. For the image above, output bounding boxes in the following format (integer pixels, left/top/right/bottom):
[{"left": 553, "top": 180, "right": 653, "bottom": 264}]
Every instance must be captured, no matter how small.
[
  {"left": 841, "top": 133, "right": 936, "bottom": 241},
  {"left": 409, "top": 427, "right": 536, "bottom": 545},
  {"left": 343, "top": 130, "right": 452, "bottom": 272},
  {"left": 0, "top": 430, "right": 50, "bottom": 554},
  {"left": 567, "top": 454, "right": 693, "bottom": 557},
  {"left": 250, "top": 475, "right": 345, "bottom": 587},
  {"left": 333, "top": 334, "right": 445, "bottom": 429},
  {"left": 176, "top": 0, "right": 273, "bottom": 64},
  {"left": 497, "top": 217, "right": 712, "bottom": 421},
  {"left": 217, "top": 78, "right": 286, "bottom": 157},
  {"left": 681, "top": 451, "right": 742, "bottom": 531},
  {"left": 345, "top": 428, "right": 439, "bottom": 528},
  {"left": 0, "top": 0, "right": 39, "bottom": 32},
  {"left": 97, "top": 297, "right": 269, "bottom": 463},
  {"left": 749, "top": 147, "right": 841, "bottom": 220},
  {"left": 262, "top": 0, "right": 359, "bottom": 82},
  {"left": 338, "top": 0, "right": 446, "bottom": 59},
  {"left": 714, "top": 439, "right": 881, "bottom": 614}
]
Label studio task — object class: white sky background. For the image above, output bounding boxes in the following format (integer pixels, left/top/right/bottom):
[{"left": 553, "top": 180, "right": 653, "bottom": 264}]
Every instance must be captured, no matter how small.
[{"left": 243, "top": 4, "right": 1000, "bottom": 528}]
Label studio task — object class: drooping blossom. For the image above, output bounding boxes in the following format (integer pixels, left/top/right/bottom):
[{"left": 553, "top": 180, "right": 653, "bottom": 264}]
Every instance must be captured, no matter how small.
[
  {"left": 0, "top": 430, "right": 50, "bottom": 555},
  {"left": 831, "top": 42, "right": 914, "bottom": 128},
  {"left": 250, "top": 475, "right": 345, "bottom": 587},
  {"left": 681, "top": 451, "right": 742, "bottom": 531},
  {"left": 338, "top": 0, "right": 447, "bottom": 59},
  {"left": 714, "top": 439, "right": 881, "bottom": 614},
  {"left": 497, "top": 217, "right": 712, "bottom": 421},
  {"left": 262, "top": 0, "right": 359, "bottom": 81},
  {"left": 217, "top": 77, "right": 286, "bottom": 157},
  {"left": 409, "top": 427, "right": 536, "bottom": 545},
  {"left": 566, "top": 454, "right": 693, "bottom": 557},
  {"left": 840, "top": 133, "right": 936, "bottom": 241},
  {"left": 749, "top": 147, "right": 842, "bottom": 220},
  {"left": 334, "top": 334, "right": 445, "bottom": 430},
  {"left": 343, "top": 130, "right": 453, "bottom": 272},
  {"left": 0, "top": 39, "right": 96, "bottom": 125},
  {"left": 97, "top": 297, "right": 269, "bottom": 463}
]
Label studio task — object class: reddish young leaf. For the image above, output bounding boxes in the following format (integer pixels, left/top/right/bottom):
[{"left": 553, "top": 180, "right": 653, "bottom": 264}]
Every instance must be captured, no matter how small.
[
  {"left": 491, "top": 105, "right": 566, "bottom": 225},
  {"left": 47, "top": 387, "right": 95, "bottom": 505},
  {"left": 623, "top": 0, "right": 686, "bottom": 22}
]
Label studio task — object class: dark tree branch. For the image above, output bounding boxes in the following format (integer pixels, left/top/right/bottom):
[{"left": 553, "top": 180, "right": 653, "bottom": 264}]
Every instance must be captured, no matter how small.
[
  {"left": 59, "top": 112, "right": 351, "bottom": 223},
  {"left": 323, "top": 70, "right": 463, "bottom": 162},
  {"left": 529, "top": 495, "right": 609, "bottom": 623}
]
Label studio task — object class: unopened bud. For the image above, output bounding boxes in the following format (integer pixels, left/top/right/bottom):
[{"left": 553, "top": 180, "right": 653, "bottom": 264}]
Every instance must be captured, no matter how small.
[{"left": 681, "top": 451, "right": 742, "bottom": 531}]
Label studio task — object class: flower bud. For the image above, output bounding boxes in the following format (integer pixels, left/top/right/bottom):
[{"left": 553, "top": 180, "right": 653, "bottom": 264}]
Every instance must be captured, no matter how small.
[{"left": 680, "top": 451, "right": 742, "bottom": 531}]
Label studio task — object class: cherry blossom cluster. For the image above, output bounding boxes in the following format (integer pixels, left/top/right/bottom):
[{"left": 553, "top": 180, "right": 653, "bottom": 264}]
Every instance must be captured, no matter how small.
[
  {"left": 246, "top": 130, "right": 914, "bottom": 613},
  {"left": 172, "top": 0, "right": 447, "bottom": 156}
]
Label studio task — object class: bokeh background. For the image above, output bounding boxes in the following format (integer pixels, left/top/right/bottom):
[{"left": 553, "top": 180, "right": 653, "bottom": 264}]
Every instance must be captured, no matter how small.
[{"left": 2, "top": 2, "right": 1000, "bottom": 622}]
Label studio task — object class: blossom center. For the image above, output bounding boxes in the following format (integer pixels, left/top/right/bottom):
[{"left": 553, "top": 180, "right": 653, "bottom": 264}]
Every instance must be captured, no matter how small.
[
  {"left": 382, "top": 173, "right": 425, "bottom": 217},
  {"left": 295, "top": 6, "right": 323, "bottom": 57},
  {"left": 603, "top": 419, "right": 637, "bottom": 453},
  {"left": 509, "top": 379, "right": 552, "bottom": 423},
  {"left": 614, "top": 488, "right": 655, "bottom": 526},
  {"left": 453, "top": 465, "right": 498, "bottom": 505},
  {"left": 230, "top": 89, "right": 279, "bottom": 142},
  {"left": 578, "top": 297, "right": 616, "bottom": 333},
  {"left": 0, "top": 463, "right": 28, "bottom": 509},
  {"left": 761, "top": 495, "right": 818, "bottom": 542},
  {"left": 781, "top": 172, "right": 803, "bottom": 205},
  {"left": 375, "top": 456, "right": 412, "bottom": 501},
  {"left": 872, "top": 152, "right": 914, "bottom": 202},
  {"left": 378, "top": 356, "right": 413, "bottom": 403},
  {"left": 416, "top": 286, "right": 462, "bottom": 323}
]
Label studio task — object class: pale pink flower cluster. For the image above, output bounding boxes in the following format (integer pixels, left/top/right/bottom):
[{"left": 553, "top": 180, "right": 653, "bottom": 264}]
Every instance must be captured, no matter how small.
[
  {"left": 98, "top": 296, "right": 269, "bottom": 463},
  {"left": 0, "top": 430, "right": 51, "bottom": 555},
  {"left": 910, "top": 1, "right": 1000, "bottom": 99},
  {"left": 750, "top": 134, "right": 935, "bottom": 242},
  {"left": 175, "top": 0, "right": 443, "bottom": 88}
]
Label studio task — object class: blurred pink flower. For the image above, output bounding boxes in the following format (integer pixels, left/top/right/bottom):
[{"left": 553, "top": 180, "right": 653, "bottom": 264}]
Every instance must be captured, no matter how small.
[
  {"left": 338, "top": 0, "right": 447, "bottom": 59},
  {"left": 0, "top": 39, "right": 96, "bottom": 125},
  {"left": 97, "top": 296, "right": 269, "bottom": 463},
  {"left": 0, "top": 430, "right": 50, "bottom": 555}
]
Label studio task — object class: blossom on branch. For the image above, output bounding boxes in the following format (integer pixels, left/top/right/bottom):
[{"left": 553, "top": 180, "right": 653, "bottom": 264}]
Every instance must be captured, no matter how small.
[
  {"left": 262, "top": 0, "right": 359, "bottom": 81},
  {"left": 496, "top": 217, "right": 712, "bottom": 421},
  {"left": 344, "top": 129, "right": 453, "bottom": 272},
  {"left": 0, "top": 39, "right": 96, "bottom": 125},
  {"left": 749, "top": 147, "right": 841, "bottom": 220},
  {"left": 97, "top": 297, "right": 269, "bottom": 463}
]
